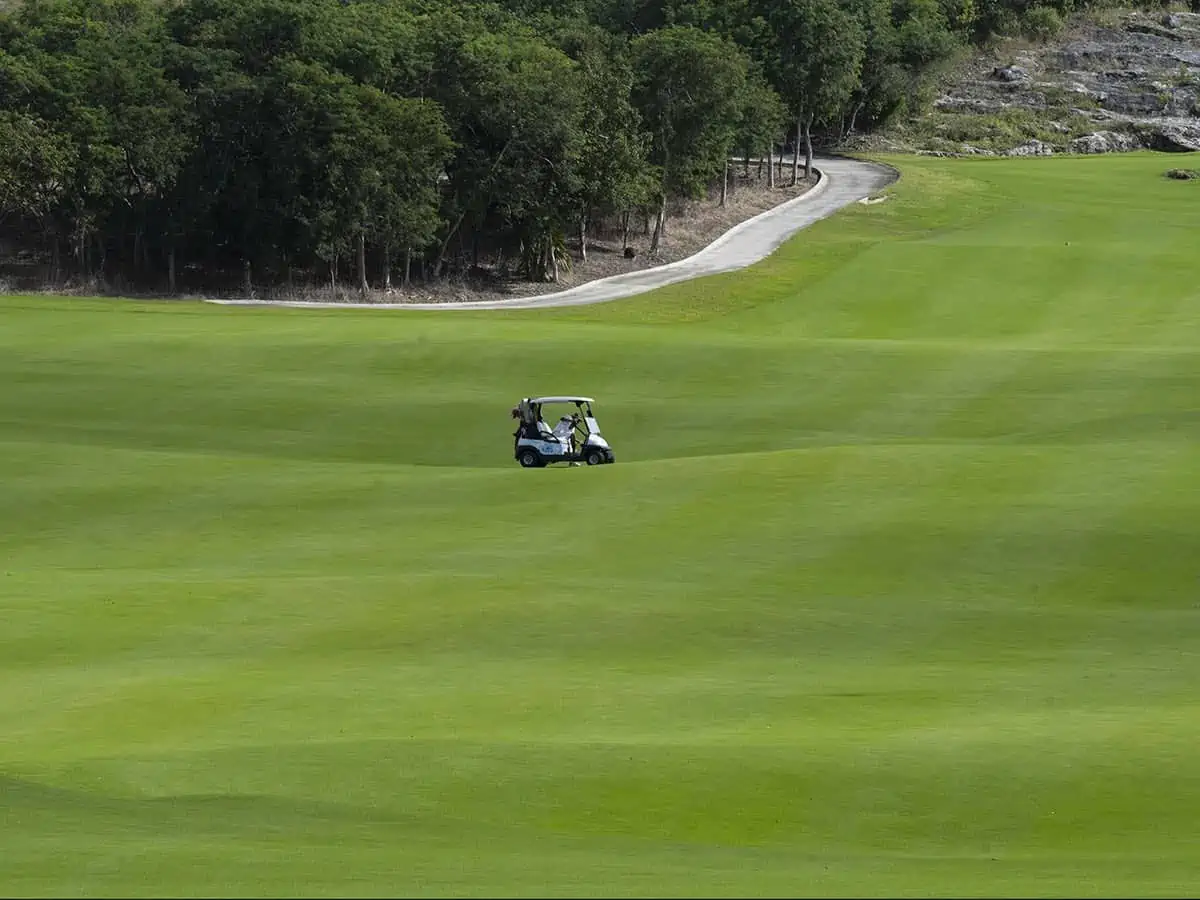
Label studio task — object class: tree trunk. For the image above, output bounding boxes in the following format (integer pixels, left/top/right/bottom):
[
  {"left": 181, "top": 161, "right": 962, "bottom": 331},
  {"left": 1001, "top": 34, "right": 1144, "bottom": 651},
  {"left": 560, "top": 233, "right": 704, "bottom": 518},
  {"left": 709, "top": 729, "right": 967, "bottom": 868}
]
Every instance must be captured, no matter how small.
[
  {"left": 757, "top": 154, "right": 764, "bottom": 180},
  {"left": 433, "top": 208, "right": 469, "bottom": 277},
  {"left": 330, "top": 254, "right": 337, "bottom": 291},
  {"left": 621, "top": 211, "right": 630, "bottom": 250},
  {"left": 803, "top": 112, "right": 815, "bottom": 181},
  {"left": 383, "top": 245, "right": 392, "bottom": 291},
  {"left": 743, "top": 148, "right": 751, "bottom": 177},
  {"left": 720, "top": 162, "right": 728, "bottom": 207},
  {"left": 792, "top": 115, "right": 802, "bottom": 186},
  {"left": 536, "top": 236, "right": 548, "bottom": 283},
  {"left": 777, "top": 148, "right": 784, "bottom": 181},
  {"left": 243, "top": 258, "right": 253, "bottom": 297},
  {"left": 404, "top": 247, "right": 412, "bottom": 287},
  {"left": 767, "top": 146, "right": 775, "bottom": 189},
  {"left": 167, "top": 246, "right": 176, "bottom": 294},
  {"left": 434, "top": 137, "right": 513, "bottom": 278},
  {"left": 848, "top": 101, "right": 863, "bottom": 138},
  {"left": 357, "top": 231, "right": 369, "bottom": 294},
  {"left": 549, "top": 237, "right": 559, "bottom": 283},
  {"left": 649, "top": 195, "right": 666, "bottom": 256},
  {"left": 579, "top": 214, "right": 588, "bottom": 261}
]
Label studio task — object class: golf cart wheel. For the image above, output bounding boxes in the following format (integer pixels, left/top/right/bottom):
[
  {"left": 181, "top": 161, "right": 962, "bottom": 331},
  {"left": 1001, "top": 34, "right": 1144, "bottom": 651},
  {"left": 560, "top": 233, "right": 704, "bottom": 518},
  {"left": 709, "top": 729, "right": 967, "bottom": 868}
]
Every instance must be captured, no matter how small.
[
  {"left": 585, "top": 450, "right": 606, "bottom": 466},
  {"left": 518, "top": 449, "right": 542, "bottom": 468}
]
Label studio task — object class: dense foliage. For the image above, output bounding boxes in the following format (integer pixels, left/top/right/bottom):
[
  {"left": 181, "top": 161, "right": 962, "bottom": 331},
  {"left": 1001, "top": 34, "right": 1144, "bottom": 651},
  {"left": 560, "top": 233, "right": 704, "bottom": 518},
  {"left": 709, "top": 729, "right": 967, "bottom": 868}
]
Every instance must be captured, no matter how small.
[{"left": 0, "top": 0, "right": 1160, "bottom": 294}]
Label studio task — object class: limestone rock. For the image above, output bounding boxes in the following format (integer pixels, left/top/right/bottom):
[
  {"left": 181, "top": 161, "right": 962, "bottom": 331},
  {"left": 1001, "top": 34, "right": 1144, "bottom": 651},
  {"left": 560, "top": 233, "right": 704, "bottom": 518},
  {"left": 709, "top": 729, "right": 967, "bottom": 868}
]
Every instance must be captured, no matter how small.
[
  {"left": 991, "top": 64, "right": 1030, "bottom": 82},
  {"left": 1068, "top": 130, "right": 1144, "bottom": 153},
  {"left": 1004, "top": 138, "right": 1055, "bottom": 156},
  {"left": 1134, "top": 121, "right": 1200, "bottom": 150}
]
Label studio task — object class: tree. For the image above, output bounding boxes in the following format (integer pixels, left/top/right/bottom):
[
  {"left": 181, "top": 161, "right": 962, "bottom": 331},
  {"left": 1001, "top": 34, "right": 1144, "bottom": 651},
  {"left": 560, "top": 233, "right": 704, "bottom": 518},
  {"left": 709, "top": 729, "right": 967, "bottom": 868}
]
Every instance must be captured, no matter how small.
[
  {"left": 327, "top": 86, "right": 453, "bottom": 292},
  {"left": 4, "top": 0, "right": 193, "bottom": 282},
  {"left": 0, "top": 112, "right": 76, "bottom": 278},
  {"left": 425, "top": 21, "right": 588, "bottom": 281},
  {"left": 630, "top": 25, "right": 748, "bottom": 254},
  {"left": 894, "top": 0, "right": 962, "bottom": 73},
  {"left": 558, "top": 30, "right": 653, "bottom": 260},
  {"left": 307, "top": 0, "right": 437, "bottom": 99},
  {"left": 762, "top": 0, "right": 866, "bottom": 183},
  {"left": 164, "top": 0, "right": 451, "bottom": 292},
  {"left": 842, "top": 0, "right": 906, "bottom": 137},
  {"left": 735, "top": 63, "right": 789, "bottom": 186},
  {"left": 0, "top": 113, "right": 73, "bottom": 224},
  {"left": 586, "top": 0, "right": 672, "bottom": 34},
  {"left": 165, "top": 30, "right": 300, "bottom": 290}
]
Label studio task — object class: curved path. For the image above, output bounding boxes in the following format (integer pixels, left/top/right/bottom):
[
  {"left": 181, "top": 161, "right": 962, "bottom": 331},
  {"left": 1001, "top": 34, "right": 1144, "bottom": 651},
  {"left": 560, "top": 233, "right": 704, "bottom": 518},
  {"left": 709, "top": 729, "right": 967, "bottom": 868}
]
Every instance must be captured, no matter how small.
[{"left": 204, "top": 156, "right": 897, "bottom": 312}]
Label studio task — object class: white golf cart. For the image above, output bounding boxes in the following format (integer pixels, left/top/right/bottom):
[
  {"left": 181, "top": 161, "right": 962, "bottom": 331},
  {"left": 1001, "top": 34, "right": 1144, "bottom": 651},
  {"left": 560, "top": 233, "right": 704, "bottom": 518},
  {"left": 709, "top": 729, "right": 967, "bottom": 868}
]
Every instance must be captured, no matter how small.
[{"left": 511, "top": 396, "right": 615, "bottom": 468}]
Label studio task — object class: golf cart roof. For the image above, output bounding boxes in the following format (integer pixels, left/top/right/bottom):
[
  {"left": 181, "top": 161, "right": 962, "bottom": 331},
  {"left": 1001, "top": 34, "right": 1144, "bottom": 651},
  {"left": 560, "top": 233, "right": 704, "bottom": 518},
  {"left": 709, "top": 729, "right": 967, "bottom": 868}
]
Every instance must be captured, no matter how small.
[{"left": 530, "top": 396, "right": 594, "bottom": 405}]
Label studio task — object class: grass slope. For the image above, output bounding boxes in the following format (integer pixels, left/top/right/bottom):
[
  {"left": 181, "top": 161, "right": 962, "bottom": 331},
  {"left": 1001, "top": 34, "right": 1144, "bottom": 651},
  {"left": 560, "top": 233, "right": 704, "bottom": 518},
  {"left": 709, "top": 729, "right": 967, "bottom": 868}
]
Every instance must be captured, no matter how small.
[{"left": 3, "top": 152, "right": 1200, "bottom": 897}]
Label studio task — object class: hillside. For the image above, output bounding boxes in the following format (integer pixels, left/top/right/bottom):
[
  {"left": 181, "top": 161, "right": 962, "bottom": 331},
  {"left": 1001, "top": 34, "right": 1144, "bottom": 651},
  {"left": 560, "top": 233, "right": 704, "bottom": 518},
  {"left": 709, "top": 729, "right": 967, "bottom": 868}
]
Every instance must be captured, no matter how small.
[
  {"left": 4, "top": 153, "right": 1200, "bottom": 895},
  {"left": 852, "top": 8, "right": 1200, "bottom": 157}
]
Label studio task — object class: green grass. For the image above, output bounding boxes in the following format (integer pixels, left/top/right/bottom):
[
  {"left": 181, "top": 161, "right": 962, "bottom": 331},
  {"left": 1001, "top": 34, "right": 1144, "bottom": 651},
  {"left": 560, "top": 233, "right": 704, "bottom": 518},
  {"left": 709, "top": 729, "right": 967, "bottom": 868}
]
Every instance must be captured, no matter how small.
[{"left": 3, "top": 151, "right": 1200, "bottom": 897}]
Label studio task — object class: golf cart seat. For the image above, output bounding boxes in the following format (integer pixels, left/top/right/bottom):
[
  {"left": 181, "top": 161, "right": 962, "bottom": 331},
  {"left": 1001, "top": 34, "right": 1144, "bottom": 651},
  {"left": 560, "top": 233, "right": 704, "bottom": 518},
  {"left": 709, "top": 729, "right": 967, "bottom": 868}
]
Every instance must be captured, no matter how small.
[{"left": 517, "top": 419, "right": 557, "bottom": 441}]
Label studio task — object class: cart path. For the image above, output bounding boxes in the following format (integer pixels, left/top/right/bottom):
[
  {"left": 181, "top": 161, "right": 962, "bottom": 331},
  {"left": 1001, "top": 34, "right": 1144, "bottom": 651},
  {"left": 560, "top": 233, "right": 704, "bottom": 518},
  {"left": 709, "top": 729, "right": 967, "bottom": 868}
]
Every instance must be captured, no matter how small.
[{"left": 204, "top": 156, "right": 898, "bottom": 312}]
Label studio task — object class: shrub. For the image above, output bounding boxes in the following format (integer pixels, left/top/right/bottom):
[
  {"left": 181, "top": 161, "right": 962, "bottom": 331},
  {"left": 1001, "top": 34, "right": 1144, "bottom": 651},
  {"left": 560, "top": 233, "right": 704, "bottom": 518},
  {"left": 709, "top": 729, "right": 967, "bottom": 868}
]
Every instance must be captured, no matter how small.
[{"left": 1023, "top": 6, "right": 1065, "bottom": 40}]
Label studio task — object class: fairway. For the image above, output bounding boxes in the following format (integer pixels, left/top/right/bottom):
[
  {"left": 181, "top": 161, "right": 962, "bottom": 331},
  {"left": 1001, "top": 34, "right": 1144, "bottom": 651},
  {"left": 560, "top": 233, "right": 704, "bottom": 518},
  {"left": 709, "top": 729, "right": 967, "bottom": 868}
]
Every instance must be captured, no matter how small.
[{"left": 4, "top": 152, "right": 1200, "bottom": 897}]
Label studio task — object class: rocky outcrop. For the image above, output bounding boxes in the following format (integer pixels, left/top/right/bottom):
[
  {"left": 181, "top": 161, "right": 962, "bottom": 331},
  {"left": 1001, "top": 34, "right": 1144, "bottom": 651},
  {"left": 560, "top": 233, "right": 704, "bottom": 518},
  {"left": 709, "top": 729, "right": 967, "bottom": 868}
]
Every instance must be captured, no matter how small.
[
  {"left": 1005, "top": 138, "right": 1056, "bottom": 155},
  {"left": 1133, "top": 119, "right": 1200, "bottom": 150},
  {"left": 1068, "top": 129, "right": 1143, "bottom": 153},
  {"left": 910, "top": 10, "right": 1200, "bottom": 156}
]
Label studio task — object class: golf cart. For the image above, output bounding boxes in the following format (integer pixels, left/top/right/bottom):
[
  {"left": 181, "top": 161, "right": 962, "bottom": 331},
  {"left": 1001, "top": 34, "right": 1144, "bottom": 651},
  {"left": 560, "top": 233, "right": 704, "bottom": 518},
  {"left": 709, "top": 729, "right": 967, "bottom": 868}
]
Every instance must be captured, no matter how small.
[{"left": 511, "top": 396, "right": 615, "bottom": 468}]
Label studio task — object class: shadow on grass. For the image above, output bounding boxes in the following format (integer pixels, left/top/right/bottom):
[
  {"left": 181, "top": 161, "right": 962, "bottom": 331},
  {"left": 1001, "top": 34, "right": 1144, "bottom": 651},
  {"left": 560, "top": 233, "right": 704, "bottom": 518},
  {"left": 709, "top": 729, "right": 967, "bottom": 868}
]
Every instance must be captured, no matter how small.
[{"left": 0, "top": 772, "right": 415, "bottom": 837}]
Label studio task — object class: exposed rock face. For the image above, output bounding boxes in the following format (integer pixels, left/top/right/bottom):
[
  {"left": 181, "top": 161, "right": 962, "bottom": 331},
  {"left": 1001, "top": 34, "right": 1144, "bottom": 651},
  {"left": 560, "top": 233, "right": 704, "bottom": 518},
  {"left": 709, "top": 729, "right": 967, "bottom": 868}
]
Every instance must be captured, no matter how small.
[
  {"left": 1068, "top": 129, "right": 1143, "bottom": 153},
  {"left": 1005, "top": 138, "right": 1056, "bottom": 155},
  {"left": 912, "top": 10, "right": 1200, "bottom": 156},
  {"left": 1134, "top": 120, "right": 1200, "bottom": 150}
]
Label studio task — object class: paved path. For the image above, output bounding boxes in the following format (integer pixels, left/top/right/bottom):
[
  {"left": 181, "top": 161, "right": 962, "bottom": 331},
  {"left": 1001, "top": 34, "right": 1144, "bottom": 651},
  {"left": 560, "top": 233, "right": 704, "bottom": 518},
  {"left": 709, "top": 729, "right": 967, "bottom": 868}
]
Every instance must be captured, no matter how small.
[{"left": 204, "top": 156, "right": 898, "bottom": 312}]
